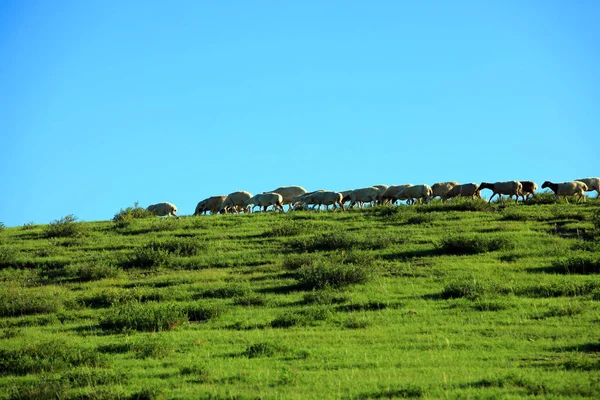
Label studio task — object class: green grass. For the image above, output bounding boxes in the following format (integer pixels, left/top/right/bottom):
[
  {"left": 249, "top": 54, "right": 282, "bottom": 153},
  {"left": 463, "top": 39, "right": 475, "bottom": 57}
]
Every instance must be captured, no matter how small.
[{"left": 1, "top": 201, "right": 600, "bottom": 398}]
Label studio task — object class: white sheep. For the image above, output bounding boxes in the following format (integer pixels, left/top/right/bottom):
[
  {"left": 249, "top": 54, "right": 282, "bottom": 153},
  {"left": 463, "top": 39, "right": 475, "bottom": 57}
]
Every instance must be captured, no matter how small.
[
  {"left": 444, "top": 183, "right": 481, "bottom": 200},
  {"left": 380, "top": 185, "right": 413, "bottom": 205},
  {"left": 394, "top": 184, "right": 432, "bottom": 205},
  {"left": 541, "top": 181, "right": 588, "bottom": 203},
  {"left": 220, "top": 191, "right": 253, "bottom": 214},
  {"left": 519, "top": 181, "right": 538, "bottom": 202},
  {"left": 290, "top": 190, "right": 325, "bottom": 211},
  {"left": 430, "top": 182, "right": 459, "bottom": 201},
  {"left": 349, "top": 187, "right": 381, "bottom": 208},
  {"left": 244, "top": 193, "right": 284, "bottom": 212},
  {"left": 147, "top": 202, "right": 178, "bottom": 217},
  {"left": 194, "top": 196, "right": 226, "bottom": 216},
  {"left": 479, "top": 181, "right": 523, "bottom": 203},
  {"left": 264, "top": 186, "right": 307, "bottom": 209},
  {"left": 300, "top": 191, "right": 344, "bottom": 212},
  {"left": 574, "top": 177, "right": 600, "bottom": 198}
]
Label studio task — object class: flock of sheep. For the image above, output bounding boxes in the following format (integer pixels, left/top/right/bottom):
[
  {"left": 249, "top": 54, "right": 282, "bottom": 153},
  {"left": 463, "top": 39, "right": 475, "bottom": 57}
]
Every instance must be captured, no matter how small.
[{"left": 145, "top": 178, "right": 600, "bottom": 217}]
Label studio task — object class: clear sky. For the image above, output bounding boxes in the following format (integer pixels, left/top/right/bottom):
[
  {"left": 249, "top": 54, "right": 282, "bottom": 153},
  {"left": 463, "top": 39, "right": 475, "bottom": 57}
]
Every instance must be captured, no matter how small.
[{"left": 1, "top": 1, "right": 599, "bottom": 226}]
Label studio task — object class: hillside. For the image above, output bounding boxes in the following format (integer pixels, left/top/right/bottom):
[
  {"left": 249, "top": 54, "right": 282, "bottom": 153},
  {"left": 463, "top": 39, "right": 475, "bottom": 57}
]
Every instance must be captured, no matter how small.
[{"left": 1, "top": 198, "right": 599, "bottom": 399}]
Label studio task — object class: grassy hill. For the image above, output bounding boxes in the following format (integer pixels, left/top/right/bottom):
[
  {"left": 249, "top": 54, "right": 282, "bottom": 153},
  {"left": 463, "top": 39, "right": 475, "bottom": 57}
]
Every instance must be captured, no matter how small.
[{"left": 1, "top": 197, "right": 599, "bottom": 399}]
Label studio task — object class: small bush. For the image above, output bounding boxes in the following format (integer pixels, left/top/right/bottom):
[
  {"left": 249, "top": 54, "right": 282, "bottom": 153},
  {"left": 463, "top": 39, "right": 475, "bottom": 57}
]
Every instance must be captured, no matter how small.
[
  {"left": 245, "top": 342, "right": 288, "bottom": 358},
  {"left": 184, "top": 303, "right": 224, "bottom": 322},
  {"left": 437, "top": 234, "right": 514, "bottom": 255},
  {"left": 542, "top": 303, "right": 584, "bottom": 318},
  {"left": 126, "top": 246, "right": 172, "bottom": 269},
  {"left": 282, "top": 253, "right": 317, "bottom": 270},
  {"left": 180, "top": 365, "right": 210, "bottom": 383},
  {"left": 131, "top": 335, "right": 175, "bottom": 359},
  {"left": 61, "top": 366, "right": 125, "bottom": 387},
  {"left": 22, "top": 222, "right": 37, "bottom": 230},
  {"left": 7, "top": 376, "right": 67, "bottom": 400},
  {"left": 344, "top": 314, "right": 371, "bottom": 329},
  {"left": 418, "top": 197, "right": 492, "bottom": 213},
  {"left": 64, "top": 263, "right": 121, "bottom": 282},
  {"left": 441, "top": 279, "right": 500, "bottom": 300},
  {"left": 0, "top": 286, "right": 67, "bottom": 317},
  {"left": 113, "top": 202, "right": 154, "bottom": 226},
  {"left": 43, "top": 215, "right": 87, "bottom": 238},
  {"left": 551, "top": 255, "right": 600, "bottom": 274},
  {"left": 518, "top": 280, "right": 599, "bottom": 298},
  {"left": 406, "top": 213, "right": 435, "bottom": 225},
  {"left": 233, "top": 293, "right": 268, "bottom": 306},
  {"left": 527, "top": 192, "right": 558, "bottom": 205},
  {"left": 80, "top": 288, "right": 139, "bottom": 309},
  {"left": 289, "top": 232, "right": 358, "bottom": 252},
  {"left": 0, "top": 245, "right": 18, "bottom": 268},
  {"left": 0, "top": 339, "right": 105, "bottom": 375},
  {"left": 297, "top": 259, "right": 373, "bottom": 289},
  {"left": 262, "top": 222, "right": 305, "bottom": 237},
  {"left": 271, "top": 312, "right": 305, "bottom": 328},
  {"left": 99, "top": 302, "right": 188, "bottom": 332}
]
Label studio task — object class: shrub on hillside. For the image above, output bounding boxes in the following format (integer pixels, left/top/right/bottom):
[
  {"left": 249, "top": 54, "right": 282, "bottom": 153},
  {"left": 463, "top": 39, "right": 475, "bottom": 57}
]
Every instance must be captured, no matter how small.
[
  {"left": 289, "top": 232, "right": 391, "bottom": 252},
  {"left": 297, "top": 259, "right": 373, "bottom": 289},
  {"left": 43, "top": 215, "right": 87, "bottom": 238},
  {"left": 437, "top": 234, "right": 514, "bottom": 255},
  {"left": 0, "top": 339, "right": 105, "bottom": 375},
  {"left": 99, "top": 302, "right": 188, "bottom": 332},
  {"left": 0, "top": 286, "right": 68, "bottom": 317},
  {"left": 113, "top": 202, "right": 154, "bottom": 226},
  {"left": 418, "top": 198, "right": 492, "bottom": 213},
  {"left": 64, "top": 263, "right": 121, "bottom": 282},
  {"left": 527, "top": 192, "right": 558, "bottom": 205},
  {"left": 551, "top": 255, "right": 600, "bottom": 274}
]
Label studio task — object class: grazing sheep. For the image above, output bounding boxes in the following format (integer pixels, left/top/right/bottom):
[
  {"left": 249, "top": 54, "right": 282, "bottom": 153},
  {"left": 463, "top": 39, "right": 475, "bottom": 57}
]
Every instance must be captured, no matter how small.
[
  {"left": 394, "top": 184, "right": 432, "bottom": 205},
  {"left": 220, "top": 191, "right": 253, "bottom": 214},
  {"left": 264, "top": 186, "right": 307, "bottom": 209},
  {"left": 574, "top": 177, "right": 600, "bottom": 198},
  {"left": 380, "top": 185, "right": 413, "bottom": 205},
  {"left": 444, "top": 183, "right": 481, "bottom": 200},
  {"left": 339, "top": 190, "right": 353, "bottom": 206},
  {"left": 349, "top": 187, "right": 381, "bottom": 208},
  {"left": 147, "top": 202, "right": 178, "bottom": 217},
  {"left": 541, "top": 181, "right": 588, "bottom": 203},
  {"left": 479, "top": 181, "right": 523, "bottom": 204},
  {"left": 300, "top": 191, "right": 344, "bottom": 212},
  {"left": 194, "top": 196, "right": 226, "bottom": 216},
  {"left": 372, "top": 185, "right": 389, "bottom": 204},
  {"left": 291, "top": 190, "right": 326, "bottom": 211},
  {"left": 519, "top": 181, "right": 538, "bottom": 201},
  {"left": 430, "top": 182, "right": 459, "bottom": 201},
  {"left": 244, "top": 192, "right": 284, "bottom": 212}
]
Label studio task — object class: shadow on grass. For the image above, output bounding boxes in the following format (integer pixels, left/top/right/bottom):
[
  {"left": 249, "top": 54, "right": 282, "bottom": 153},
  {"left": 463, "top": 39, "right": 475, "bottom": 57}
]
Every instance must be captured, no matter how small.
[
  {"left": 255, "top": 283, "right": 305, "bottom": 294},
  {"left": 381, "top": 248, "right": 439, "bottom": 260}
]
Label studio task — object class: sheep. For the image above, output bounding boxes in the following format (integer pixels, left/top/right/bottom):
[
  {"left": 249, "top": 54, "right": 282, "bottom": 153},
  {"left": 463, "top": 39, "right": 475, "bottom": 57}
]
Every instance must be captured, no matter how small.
[
  {"left": 430, "top": 182, "right": 459, "bottom": 201},
  {"left": 299, "top": 191, "right": 344, "bottom": 212},
  {"left": 194, "top": 196, "right": 226, "bottom": 216},
  {"left": 394, "top": 184, "right": 432, "bottom": 205},
  {"left": 339, "top": 190, "right": 353, "bottom": 206},
  {"left": 290, "top": 190, "right": 325, "bottom": 211},
  {"left": 519, "top": 181, "right": 538, "bottom": 202},
  {"left": 372, "top": 185, "right": 389, "bottom": 204},
  {"left": 244, "top": 192, "right": 284, "bottom": 212},
  {"left": 147, "top": 202, "right": 178, "bottom": 217},
  {"left": 264, "top": 186, "right": 307, "bottom": 209},
  {"left": 444, "top": 183, "right": 481, "bottom": 200},
  {"left": 220, "top": 191, "right": 253, "bottom": 214},
  {"left": 541, "top": 181, "right": 588, "bottom": 203},
  {"left": 349, "top": 187, "right": 381, "bottom": 208},
  {"left": 575, "top": 177, "right": 600, "bottom": 198},
  {"left": 478, "top": 181, "right": 523, "bottom": 204},
  {"left": 380, "top": 185, "right": 413, "bottom": 205}
]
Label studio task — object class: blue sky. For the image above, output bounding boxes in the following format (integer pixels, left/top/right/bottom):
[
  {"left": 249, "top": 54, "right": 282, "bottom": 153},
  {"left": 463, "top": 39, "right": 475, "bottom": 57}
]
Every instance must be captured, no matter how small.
[{"left": 1, "top": 1, "right": 599, "bottom": 226}]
